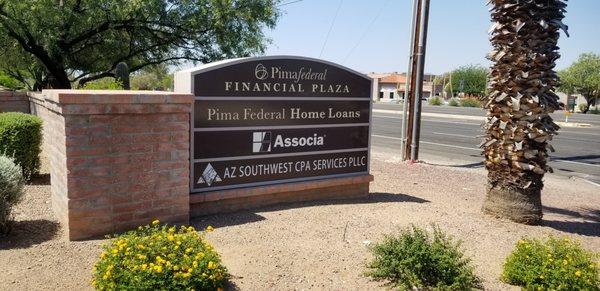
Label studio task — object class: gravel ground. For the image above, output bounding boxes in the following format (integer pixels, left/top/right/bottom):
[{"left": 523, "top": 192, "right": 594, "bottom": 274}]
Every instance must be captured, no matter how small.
[{"left": 1, "top": 151, "right": 598, "bottom": 290}]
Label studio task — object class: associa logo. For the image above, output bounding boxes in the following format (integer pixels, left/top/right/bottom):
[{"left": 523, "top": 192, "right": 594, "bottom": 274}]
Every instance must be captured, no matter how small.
[{"left": 252, "top": 131, "right": 325, "bottom": 153}]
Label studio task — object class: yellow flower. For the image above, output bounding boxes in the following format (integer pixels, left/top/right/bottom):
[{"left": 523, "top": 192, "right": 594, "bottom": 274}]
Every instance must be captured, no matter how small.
[
  {"left": 206, "top": 225, "right": 214, "bottom": 232},
  {"left": 167, "top": 235, "right": 175, "bottom": 241},
  {"left": 154, "top": 265, "right": 163, "bottom": 273},
  {"left": 102, "top": 274, "right": 109, "bottom": 280},
  {"left": 185, "top": 248, "right": 192, "bottom": 254},
  {"left": 173, "top": 265, "right": 180, "bottom": 271},
  {"left": 100, "top": 252, "right": 107, "bottom": 259},
  {"left": 111, "top": 249, "right": 118, "bottom": 255},
  {"left": 188, "top": 226, "right": 196, "bottom": 232},
  {"left": 208, "top": 261, "right": 216, "bottom": 270},
  {"left": 540, "top": 275, "right": 544, "bottom": 279},
  {"left": 168, "top": 227, "right": 176, "bottom": 233},
  {"left": 575, "top": 270, "right": 582, "bottom": 277},
  {"left": 563, "top": 259, "right": 568, "bottom": 266},
  {"left": 152, "top": 220, "right": 160, "bottom": 225},
  {"left": 141, "top": 264, "right": 147, "bottom": 270},
  {"left": 137, "top": 254, "right": 146, "bottom": 260},
  {"left": 182, "top": 273, "right": 191, "bottom": 278},
  {"left": 192, "top": 261, "right": 198, "bottom": 268}
]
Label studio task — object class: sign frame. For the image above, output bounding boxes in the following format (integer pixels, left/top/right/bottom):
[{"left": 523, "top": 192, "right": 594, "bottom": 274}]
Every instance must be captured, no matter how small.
[{"left": 175, "top": 55, "right": 373, "bottom": 193}]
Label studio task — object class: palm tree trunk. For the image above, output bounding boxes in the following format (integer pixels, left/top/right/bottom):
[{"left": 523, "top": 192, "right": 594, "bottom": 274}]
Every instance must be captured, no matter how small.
[{"left": 482, "top": 0, "right": 567, "bottom": 224}]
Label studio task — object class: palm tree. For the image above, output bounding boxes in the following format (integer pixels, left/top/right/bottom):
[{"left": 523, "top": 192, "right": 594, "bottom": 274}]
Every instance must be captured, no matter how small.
[{"left": 481, "top": 0, "right": 567, "bottom": 224}]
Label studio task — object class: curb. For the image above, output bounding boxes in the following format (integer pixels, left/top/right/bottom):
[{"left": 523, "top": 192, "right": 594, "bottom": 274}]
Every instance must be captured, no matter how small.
[{"left": 373, "top": 109, "right": 593, "bottom": 128}]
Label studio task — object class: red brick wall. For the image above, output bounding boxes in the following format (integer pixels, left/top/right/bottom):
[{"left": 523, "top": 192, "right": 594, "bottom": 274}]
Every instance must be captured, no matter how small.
[
  {"left": 30, "top": 90, "right": 194, "bottom": 240},
  {"left": 0, "top": 91, "right": 30, "bottom": 113}
]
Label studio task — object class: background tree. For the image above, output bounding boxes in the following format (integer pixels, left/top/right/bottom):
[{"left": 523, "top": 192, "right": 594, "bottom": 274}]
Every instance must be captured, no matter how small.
[
  {"left": 558, "top": 53, "right": 600, "bottom": 113},
  {"left": 131, "top": 64, "right": 174, "bottom": 91},
  {"left": 449, "top": 64, "right": 488, "bottom": 97},
  {"left": 482, "top": 0, "right": 567, "bottom": 224},
  {"left": 0, "top": 0, "right": 279, "bottom": 89}
]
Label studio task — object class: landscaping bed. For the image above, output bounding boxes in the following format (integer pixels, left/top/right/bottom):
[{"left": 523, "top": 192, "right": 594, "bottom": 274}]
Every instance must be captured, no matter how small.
[{"left": 1, "top": 152, "right": 598, "bottom": 290}]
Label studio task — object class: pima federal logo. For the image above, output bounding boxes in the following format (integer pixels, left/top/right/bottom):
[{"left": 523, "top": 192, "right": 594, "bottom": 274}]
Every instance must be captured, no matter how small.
[
  {"left": 252, "top": 131, "right": 325, "bottom": 153},
  {"left": 197, "top": 163, "right": 222, "bottom": 186},
  {"left": 254, "top": 63, "right": 268, "bottom": 80}
]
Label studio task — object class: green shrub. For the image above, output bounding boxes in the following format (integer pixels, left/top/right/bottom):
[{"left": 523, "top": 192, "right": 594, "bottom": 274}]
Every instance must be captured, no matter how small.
[
  {"left": 428, "top": 96, "right": 443, "bottom": 106},
  {"left": 92, "top": 220, "right": 228, "bottom": 290},
  {"left": 502, "top": 237, "right": 599, "bottom": 290},
  {"left": 0, "top": 155, "right": 25, "bottom": 235},
  {"left": 81, "top": 78, "right": 124, "bottom": 90},
  {"left": 366, "top": 225, "right": 480, "bottom": 290},
  {"left": 578, "top": 103, "right": 588, "bottom": 113},
  {"left": 0, "top": 112, "right": 42, "bottom": 179},
  {"left": 448, "top": 98, "right": 460, "bottom": 107},
  {"left": 460, "top": 98, "right": 482, "bottom": 108}
]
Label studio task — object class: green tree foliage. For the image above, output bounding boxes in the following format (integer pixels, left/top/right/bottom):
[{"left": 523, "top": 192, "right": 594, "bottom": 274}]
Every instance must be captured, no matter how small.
[
  {"left": 558, "top": 53, "right": 600, "bottom": 113},
  {"left": 450, "top": 64, "right": 488, "bottom": 97},
  {"left": 0, "top": 0, "right": 279, "bottom": 89},
  {"left": 131, "top": 64, "right": 174, "bottom": 91}
]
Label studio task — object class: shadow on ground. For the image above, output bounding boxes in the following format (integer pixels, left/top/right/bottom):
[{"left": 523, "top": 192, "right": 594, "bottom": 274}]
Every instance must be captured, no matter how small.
[
  {"left": 424, "top": 161, "right": 484, "bottom": 169},
  {"left": 28, "top": 173, "right": 51, "bottom": 186},
  {"left": 543, "top": 206, "right": 600, "bottom": 222},
  {"left": 542, "top": 206, "right": 600, "bottom": 237},
  {"left": 543, "top": 220, "right": 600, "bottom": 237},
  {"left": 191, "top": 192, "right": 429, "bottom": 229},
  {"left": 0, "top": 219, "right": 60, "bottom": 250}
]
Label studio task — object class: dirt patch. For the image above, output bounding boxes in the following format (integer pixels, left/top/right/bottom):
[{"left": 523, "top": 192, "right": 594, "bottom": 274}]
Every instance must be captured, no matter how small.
[{"left": 0, "top": 153, "right": 598, "bottom": 290}]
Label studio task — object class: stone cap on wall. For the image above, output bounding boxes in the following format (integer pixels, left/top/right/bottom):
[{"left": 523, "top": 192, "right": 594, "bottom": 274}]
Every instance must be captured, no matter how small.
[
  {"left": 30, "top": 90, "right": 195, "bottom": 115},
  {"left": 41, "top": 90, "right": 194, "bottom": 104}
]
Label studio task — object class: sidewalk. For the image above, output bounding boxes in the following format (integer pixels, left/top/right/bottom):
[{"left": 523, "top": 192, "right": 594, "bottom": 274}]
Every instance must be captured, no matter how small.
[{"left": 372, "top": 108, "right": 593, "bottom": 128}]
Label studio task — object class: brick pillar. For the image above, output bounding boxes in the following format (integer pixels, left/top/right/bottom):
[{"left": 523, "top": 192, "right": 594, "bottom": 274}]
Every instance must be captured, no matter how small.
[{"left": 38, "top": 90, "right": 193, "bottom": 240}]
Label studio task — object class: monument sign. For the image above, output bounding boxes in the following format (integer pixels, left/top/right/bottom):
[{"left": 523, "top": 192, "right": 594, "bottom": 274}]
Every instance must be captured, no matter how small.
[{"left": 175, "top": 56, "right": 372, "bottom": 193}]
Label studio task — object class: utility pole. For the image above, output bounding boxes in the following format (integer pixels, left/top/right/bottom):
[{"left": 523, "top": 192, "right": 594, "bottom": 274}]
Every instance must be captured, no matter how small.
[
  {"left": 400, "top": 0, "right": 419, "bottom": 160},
  {"left": 403, "top": 0, "right": 430, "bottom": 162}
]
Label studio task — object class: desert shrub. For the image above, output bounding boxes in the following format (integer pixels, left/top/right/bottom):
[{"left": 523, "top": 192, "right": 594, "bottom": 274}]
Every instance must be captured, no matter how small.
[
  {"left": 428, "top": 96, "right": 443, "bottom": 106},
  {"left": 578, "top": 103, "right": 588, "bottom": 113},
  {"left": 0, "top": 112, "right": 42, "bottom": 179},
  {"left": 81, "top": 78, "right": 124, "bottom": 90},
  {"left": 448, "top": 98, "right": 460, "bottom": 107},
  {"left": 92, "top": 220, "right": 227, "bottom": 290},
  {"left": 503, "top": 237, "right": 599, "bottom": 290},
  {"left": 0, "top": 155, "right": 25, "bottom": 235},
  {"left": 366, "top": 225, "right": 480, "bottom": 290},
  {"left": 460, "top": 98, "right": 482, "bottom": 108}
]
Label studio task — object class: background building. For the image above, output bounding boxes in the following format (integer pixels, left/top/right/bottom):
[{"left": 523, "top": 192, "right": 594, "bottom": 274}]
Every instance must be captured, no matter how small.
[{"left": 367, "top": 72, "right": 440, "bottom": 102}]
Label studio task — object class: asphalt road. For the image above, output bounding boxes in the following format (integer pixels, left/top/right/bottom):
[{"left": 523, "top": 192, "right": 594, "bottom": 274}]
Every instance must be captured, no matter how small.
[{"left": 371, "top": 103, "right": 600, "bottom": 186}]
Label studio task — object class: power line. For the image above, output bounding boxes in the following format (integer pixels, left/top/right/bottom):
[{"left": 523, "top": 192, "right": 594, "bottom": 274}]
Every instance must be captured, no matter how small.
[
  {"left": 343, "top": 0, "right": 391, "bottom": 62},
  {"left": 277, "top": 0, "right": 303, "bottom": 7},
  {"left": 319, "top": 0, "right": 344, "bottom": 58}
]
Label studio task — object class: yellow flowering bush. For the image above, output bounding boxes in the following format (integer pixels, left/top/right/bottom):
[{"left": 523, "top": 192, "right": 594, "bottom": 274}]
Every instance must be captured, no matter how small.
[
  {"left": 92, "top": 220, "right": 227, "bottom": 290},
  {"left": 502, "top": 236, "right": 599, "bottom": 290}
]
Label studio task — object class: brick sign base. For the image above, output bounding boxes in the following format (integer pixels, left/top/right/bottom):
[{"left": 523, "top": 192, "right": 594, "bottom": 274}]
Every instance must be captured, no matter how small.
[
  {"left": 190, "top": 175, "right": 373, "bottom": 216},
  {"left": 30, "top": 90, "right": 194, "bottom": 240}
]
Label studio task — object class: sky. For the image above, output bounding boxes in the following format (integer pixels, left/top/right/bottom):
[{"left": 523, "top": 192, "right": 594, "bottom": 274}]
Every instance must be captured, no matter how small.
[{"left": 263, "top": 0, "right": 600, "bottom": 75}]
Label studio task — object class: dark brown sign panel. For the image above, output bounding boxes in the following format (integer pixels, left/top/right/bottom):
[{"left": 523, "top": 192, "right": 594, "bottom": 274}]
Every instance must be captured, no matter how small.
[
  {"left": 194, "top": 126, "right": 369, "bottom": 159},
  {"left": 194, "top": 100, "right": 370, "bottom": 127},
  {"left": 193, "top": 151, "right": 368, "bottom": 191},
  {"left": 193, "top": 59, "right": 371, "bottom": 97},
  {"left": 186, "top": 56, "right": 372, "bottom": 193}
]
